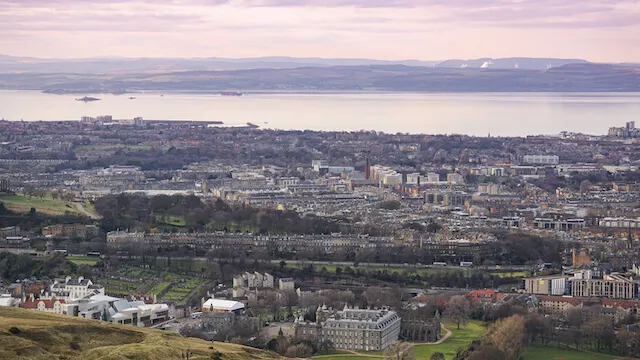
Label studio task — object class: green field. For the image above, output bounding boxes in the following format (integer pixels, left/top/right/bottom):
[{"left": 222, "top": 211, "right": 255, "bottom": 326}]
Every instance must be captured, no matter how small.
[
  {"left": 67, "top": 256, "right": 99, "bottom": 266},
  {"left": 75, "top": 144, "right": 152, "bottom": 151},
  {"left": 0, "top": 194, "right": 84, "bottom": 216},
  {"left": 155, "top": 214, "right": 186, "bottom": 226},
  {"left": 413, "top": 321, "right": 487, "bottom": 360},
  {"left": 290, "top": 263, "right": 526, "bottom": 280},
  {"left": 523, "top": 345, "right": 616, "bottom": 360}
]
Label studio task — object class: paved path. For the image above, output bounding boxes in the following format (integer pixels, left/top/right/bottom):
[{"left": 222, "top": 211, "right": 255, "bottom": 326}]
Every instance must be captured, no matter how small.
[
  {"left": 312, "top": 350, "right": 384, "bottom": 358},
  {"left": 75, "top": 202, "right": 99, "bottom": 219},
  {"left": 430, "top": 325, "right": 452, "bottom": 345}
]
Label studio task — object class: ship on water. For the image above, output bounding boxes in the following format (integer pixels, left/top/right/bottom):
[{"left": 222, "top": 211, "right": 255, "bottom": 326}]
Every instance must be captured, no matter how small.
[
  {"left": 76, "top": 96, "right": 101, "bottom": 102},
  {"left": 220, "top": 91, "right": 244, "bottom": 96}
]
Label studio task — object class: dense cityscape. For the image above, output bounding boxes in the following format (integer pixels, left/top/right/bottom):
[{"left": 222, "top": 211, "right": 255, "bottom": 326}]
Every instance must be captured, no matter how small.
[{"left": 1, "top": 115, "right": 640, "bottom": 359}]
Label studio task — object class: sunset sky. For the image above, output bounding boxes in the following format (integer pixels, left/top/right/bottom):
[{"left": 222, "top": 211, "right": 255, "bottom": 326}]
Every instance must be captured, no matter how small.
[{"left": 0, "top": 0, "right": 639, "bottom": 62}]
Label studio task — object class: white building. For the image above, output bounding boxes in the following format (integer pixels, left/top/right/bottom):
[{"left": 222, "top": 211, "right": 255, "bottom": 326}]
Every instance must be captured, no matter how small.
[
  {"left": 383, "top": 174, "right": 402, "bottom": 186},
  {"left": 447, "top": 173, "right": 465, "bottom": 185},
  {"left": 279, "top": 278, "right": 295, "bottom": 291},
  {"left": 478, "top": 183, "right": 501, "bottom": 195},
  {"left": 24, "top": 296, "right": 66, "bottom": 314},
  {"left": 599, "top": 217, "right": 640, "bottom": 229},
  {"left": 240, "top": 272, "right": 274, "bottom": 289},
  {"left": 522, "top": 155, "right": 559, "bottom": 165},
  {"left": 50, "top": 276, "right": 104, "bottom": 301},
  {"left": 278, "top": 177, "right": 300, "bottom": 188},
  {"left": 202, "top": 298, "right": 245, "bottom": 313},
  {"left": 405, "top": 173, "right": 421, "bottom": 185},
  {"left": 110, "top": 300, "right": 170, "bottom": 326},
  {"left": 426, "top": 173, "right": 440, "bottom": 183},
  {"left": 64, "top": 295, "right": 170, "bottom": 327},
  {"left": 0, "top": 294, "right": 21, "bottom": 307},
  {"left": 312, "top": 160, "right": 329, "bottom": 172}
]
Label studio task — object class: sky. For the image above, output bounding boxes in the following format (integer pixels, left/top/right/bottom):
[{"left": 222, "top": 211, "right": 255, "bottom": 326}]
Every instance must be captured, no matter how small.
[{"left": 0, "top": 0, "right": 639, "bottom": 62}]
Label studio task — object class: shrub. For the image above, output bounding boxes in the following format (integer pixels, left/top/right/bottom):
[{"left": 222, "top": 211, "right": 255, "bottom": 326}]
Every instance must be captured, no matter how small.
[{"left": 69, "top": 334, "right": 82, "bottom": 350}]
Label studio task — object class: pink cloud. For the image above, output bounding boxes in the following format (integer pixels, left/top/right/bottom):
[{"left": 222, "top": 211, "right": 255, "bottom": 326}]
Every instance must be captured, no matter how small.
[{"left": 0, "top": 0, "right": 638, "bottom": 61}]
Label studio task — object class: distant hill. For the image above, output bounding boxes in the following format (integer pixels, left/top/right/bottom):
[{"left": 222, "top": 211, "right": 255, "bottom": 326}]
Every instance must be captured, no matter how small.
[
  {"left": 0, "top": 54, "right": 438, "bottom": 73},
  {"left": 0, "top": 54, "right": 596, "bottom": 73},
  {"left": 1, "top": 62, "right": 638, "bottom": 92},
  {"left": 0, "top": 307, "right": 283, "bottom": 360},
  {"left": 436, "top": 57, "right": 589, "bottom": 70}
]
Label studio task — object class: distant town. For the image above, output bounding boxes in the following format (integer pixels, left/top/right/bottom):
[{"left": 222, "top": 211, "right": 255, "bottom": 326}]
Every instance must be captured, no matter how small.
[{"left": 2, "top": 116, "right": 640, "bottom": 359}]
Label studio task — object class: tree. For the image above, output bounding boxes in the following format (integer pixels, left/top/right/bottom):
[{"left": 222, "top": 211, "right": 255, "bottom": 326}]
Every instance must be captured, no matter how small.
[
  {"left": 566, "top": 308, "right": 583, "bottom": 328},
  {"left": 285, "top": 343, "right": 313, "bottom": 358},
  {"left": 584, "top": 317, "right": 615, "bottom": 352},
  {"left": 317, "top": 339, "right": 334, "bottom": 355},
  {"left": 487, "top": 314, "right": 525, "bottom": 360},
  {"left": 524, "top": 313, "right": 552, "bottom": 345},
  {"left": 384, "top": 342, "right": 414, "bottom": 360},
  {"left": 279, "top": 289, "right": 299, "bottom": 318},
  {"left": 426, "top": 222, "right": 442, "bottom": 233},
  {"left": 378, "top": 200, "right": 402, "bottom": 210},
  {"left": 430, "top": 352, "right": 445, "bottom": 360},
  {"left": 579, "top": 179, "right": 592, "bottom": 195},
  {"left": 445, "top": 295, "right": 470, "bottom": 329}
]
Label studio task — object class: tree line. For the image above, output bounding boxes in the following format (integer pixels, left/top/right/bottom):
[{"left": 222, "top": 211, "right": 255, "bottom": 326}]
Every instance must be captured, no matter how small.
[{"left": 95, "top": 193, "right": 342, "bottom": 234}]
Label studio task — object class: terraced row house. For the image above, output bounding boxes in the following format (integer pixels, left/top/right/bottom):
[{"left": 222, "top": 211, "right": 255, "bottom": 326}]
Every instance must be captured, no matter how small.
[{"left": 106, "top": 231, "right": 395, "bottom": 253}]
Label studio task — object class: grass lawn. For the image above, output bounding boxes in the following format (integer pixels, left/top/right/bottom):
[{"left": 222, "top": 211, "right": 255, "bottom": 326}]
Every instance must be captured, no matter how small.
[
  {"left": 155, "top": 214, "right": 186, "bottom": 226},
  {"left": 289, "top": 264, "right": 524, "bottom": 280},
  {"left": 67, "top": 256, "right": 99, "bottom": 266},
  {"left": 314, "top": 350, "right": 352, "bottom": 356},
  {"left": 353, "top": 349, "right": 384, "bottom": 356},
  {"left": 0, "top": 193, "right": 83, "bottom": 216},
  {"left": 523, "top": 345, "right": 617, "bottom": 360},
  {"left": 413, "top": 321, "right": 487, "bottom": 360},
  {"left": 149, "top": 282, "right": 171, "bottom": 295},
  {"left": 491, "top": 271, "right": 528, "bottom": 278}
]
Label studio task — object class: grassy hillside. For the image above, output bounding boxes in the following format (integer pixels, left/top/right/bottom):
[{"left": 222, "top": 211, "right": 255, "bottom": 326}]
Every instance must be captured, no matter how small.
[
  {"left": 0, "top": 307, "right": 283, "bottom": 360},
  {"left": 0, "top": 193, "right": 94, "bottom": 217}
]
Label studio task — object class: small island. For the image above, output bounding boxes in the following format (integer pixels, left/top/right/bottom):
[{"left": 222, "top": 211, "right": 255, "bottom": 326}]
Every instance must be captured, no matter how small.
[{"left": 76, "top": 96, "right": 101, "bottom": 102}]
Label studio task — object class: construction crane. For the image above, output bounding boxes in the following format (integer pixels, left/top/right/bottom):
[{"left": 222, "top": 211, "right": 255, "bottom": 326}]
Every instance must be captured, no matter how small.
[{"left": 449, "top": 149, "right": 468, "bottom": 192}]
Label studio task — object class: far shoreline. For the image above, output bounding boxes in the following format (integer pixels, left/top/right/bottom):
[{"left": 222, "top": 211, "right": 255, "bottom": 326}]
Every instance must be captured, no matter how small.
[{"left": 0, "top": 89, "right": 638, "bottom": 96}]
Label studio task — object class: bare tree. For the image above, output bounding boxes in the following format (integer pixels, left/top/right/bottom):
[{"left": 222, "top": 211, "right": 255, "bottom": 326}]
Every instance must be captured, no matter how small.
[
  {"left": 284, "top": 343, "right": 313, "bottom": 358},
  {"left": 279, "top": 289, "right": 299, "bottom": 318},
  {"left": 566, "top": 308, "right": 583, "bottom": 328},
  {"left": 487, "top": 314, "right": 525, "bottom": 360},
  {"left": 384, "top": 341, "right": 415, "bottom": 360},
  {"left": 445, "top": 295, "right": 470, "bottom": 329}
]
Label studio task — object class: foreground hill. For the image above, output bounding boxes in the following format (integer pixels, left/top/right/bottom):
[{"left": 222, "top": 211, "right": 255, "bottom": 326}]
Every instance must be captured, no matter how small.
[{"left": 0, "top": 307, "right": 282, "bottom": 360}]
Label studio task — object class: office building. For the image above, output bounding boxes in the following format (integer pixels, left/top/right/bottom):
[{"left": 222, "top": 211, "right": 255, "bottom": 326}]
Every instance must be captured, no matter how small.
[{"left": 571, "top": 274, "right": 637, "bottom": 299}]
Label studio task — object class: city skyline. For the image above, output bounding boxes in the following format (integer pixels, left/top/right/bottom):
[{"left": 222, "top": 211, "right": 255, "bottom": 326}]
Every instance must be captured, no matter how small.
[{"left": 0, "top": 0, "right": 639, "bottom": 62}]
